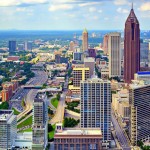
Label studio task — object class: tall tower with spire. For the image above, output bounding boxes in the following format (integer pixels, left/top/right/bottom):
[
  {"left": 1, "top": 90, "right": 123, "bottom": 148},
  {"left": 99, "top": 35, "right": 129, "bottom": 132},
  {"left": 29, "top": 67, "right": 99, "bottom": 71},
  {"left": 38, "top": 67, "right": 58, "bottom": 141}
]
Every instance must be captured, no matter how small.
[
  {"left": 124, "top": 5, "right": 140, "bottom": 83},
  {"left": 82, "top": 28, "right": 88, "bottom": 51}
]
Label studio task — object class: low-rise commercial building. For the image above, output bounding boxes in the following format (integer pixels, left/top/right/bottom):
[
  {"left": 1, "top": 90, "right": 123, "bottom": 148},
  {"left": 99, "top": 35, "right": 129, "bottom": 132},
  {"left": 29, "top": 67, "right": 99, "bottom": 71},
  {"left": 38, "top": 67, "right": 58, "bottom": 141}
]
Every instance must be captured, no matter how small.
[{"left": 54, "top": 123, "right": 103, "bottom": 150}]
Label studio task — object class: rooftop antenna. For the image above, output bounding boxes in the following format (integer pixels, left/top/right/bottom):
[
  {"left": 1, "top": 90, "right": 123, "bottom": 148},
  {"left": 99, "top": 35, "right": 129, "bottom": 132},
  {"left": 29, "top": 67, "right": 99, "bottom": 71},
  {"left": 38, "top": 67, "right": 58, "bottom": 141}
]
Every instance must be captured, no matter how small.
[{"left": 132, "top": 2, "right": 133, "bottom": 9}]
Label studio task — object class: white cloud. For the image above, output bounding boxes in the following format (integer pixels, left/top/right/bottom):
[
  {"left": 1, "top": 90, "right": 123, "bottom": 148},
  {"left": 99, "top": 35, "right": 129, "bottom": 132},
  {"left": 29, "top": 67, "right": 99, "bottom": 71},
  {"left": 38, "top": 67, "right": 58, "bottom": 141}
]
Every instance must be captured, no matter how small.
[
  {"left": 139, "top": 2, "right": 150, "bottom": 11},
  {"left": 0, "top": 0, "right": 48, "bottom": 7},
  {"left": 117, "top": 7, "right": 129, "bottom": 13},
  {"left": 49, "top": 4, "right": 73, "bottom": 11},
  {"left": 79, "top": 2, "right": 101, "bottom": 7},
  {"left": 114, "top": 0, "right": 130, "bottom": 6},
  {"left": 89, "top": 7, "right": 97, "bottom": 12},
  {"left": 16, "top": 7, "right": 33, "bottom": 12}
]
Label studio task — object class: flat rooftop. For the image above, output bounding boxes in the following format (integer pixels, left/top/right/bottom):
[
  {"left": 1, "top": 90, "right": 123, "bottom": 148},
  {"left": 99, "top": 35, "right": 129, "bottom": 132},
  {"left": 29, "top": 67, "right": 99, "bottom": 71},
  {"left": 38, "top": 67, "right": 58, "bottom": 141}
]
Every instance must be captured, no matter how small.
[
  {"left": 55, "top": 128, "right": 102, "bottom": 136},
  {"left": 0, "top": 110, "right": 13, "bottom": 121},
  {"left": 34, "top": 91, "right": 46, "bottom": 102}
]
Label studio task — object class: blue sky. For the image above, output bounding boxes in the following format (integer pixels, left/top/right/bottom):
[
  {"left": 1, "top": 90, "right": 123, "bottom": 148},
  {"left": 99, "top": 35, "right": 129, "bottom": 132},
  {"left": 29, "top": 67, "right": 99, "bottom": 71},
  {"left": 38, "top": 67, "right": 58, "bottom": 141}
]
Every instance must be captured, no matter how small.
[{"left": 0, "top": 0, "right": 150, "bottom": 30}]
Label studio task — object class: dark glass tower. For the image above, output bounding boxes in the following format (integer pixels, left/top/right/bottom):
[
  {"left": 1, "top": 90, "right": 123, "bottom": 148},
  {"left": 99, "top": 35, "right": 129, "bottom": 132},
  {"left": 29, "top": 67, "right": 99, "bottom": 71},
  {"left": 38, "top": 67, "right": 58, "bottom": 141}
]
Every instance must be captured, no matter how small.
[{"left": 124, "top": 6, "right": 140, "bottom": 83}]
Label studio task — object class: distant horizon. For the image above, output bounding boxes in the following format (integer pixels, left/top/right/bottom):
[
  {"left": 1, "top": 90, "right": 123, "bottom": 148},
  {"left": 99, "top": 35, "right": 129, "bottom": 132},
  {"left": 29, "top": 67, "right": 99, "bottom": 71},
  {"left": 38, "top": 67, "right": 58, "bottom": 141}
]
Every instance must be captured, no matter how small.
[
  {"left": 0, "top": 1, "right": 149, "bottom": 30},
  {"left": 0, "top": 29, "right": 149, "bottom": 31}
]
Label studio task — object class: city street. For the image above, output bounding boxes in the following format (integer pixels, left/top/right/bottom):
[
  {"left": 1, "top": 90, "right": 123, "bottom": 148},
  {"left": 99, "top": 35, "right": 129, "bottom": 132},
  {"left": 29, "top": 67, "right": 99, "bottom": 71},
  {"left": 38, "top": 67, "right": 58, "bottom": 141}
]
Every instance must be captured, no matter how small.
[
  {"left": 49, "top": 75, "right": 69, "bottom": 124},
  {"left": 50, "top": 92, "right": 66, "bottom": 125},
  {"left": 112, "top": 112, "right": 131, "bottom": 150}
]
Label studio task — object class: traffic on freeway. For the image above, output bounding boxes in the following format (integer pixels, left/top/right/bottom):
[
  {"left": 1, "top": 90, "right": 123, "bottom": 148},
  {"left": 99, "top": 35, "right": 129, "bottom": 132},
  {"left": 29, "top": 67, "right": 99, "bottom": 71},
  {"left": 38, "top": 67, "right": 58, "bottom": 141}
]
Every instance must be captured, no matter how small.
[{"left": 10, "top": 65, "right": 48, "bottom": 114}]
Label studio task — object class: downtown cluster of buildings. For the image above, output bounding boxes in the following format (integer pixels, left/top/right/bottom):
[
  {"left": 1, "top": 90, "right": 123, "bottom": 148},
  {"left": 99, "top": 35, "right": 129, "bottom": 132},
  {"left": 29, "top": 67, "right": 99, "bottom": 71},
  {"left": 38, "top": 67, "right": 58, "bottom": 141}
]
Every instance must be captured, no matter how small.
[{"left": 0, "top": 5, "right": 150, "bottom": 150}]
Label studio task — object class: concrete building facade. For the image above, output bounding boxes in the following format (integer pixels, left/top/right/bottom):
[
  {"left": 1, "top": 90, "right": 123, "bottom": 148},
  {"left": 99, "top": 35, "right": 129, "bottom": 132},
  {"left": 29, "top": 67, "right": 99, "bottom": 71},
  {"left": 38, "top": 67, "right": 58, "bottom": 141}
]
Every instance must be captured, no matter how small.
[
  {"left": 0, "top": 110, "right": 17, "bottom": 150},
  {"left": 129, "top": 83, "right": 150, "bottom": 146},
  {"left": 54, "top": 123, "right": 103, "bottom": 150},
  {"left": 108, "top": 32, "right": 121, "bottom": 78},
  {"left": 32, "top": 91, "right": 48, "bottom": 150}
]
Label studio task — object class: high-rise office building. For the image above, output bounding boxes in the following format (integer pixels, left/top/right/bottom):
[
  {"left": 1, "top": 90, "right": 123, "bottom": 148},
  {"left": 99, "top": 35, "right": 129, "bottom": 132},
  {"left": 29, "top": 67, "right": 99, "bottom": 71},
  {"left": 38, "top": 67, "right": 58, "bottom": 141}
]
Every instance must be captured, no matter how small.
[
  {"left": 140, "top": 41, "right": 149, "bottom": 63},
  {"left": 84, "top": 57, "right": 95, "bottom": 78},
  {"left": 129, "top": 83, "right": 150, "bottom": 146},
  {"left": 82, "top": 28, "right": 88, "bottom": 51},
  {"left": 32, "top": 91, "right": 48, "bottom": 150},
  {"left": 124, "top": 6, "right": 140, "bottom": 83},
  {"left": 25, "top": 41, "right": 32, "bottom": 51},
  {"left": 108, "top": 32, "right": 121, "bottom": 78},
  {"left": 0, "top": 110, "right": 17, "bottom": 150},
  {"left": 103, "top": 34, "right": 109, "bottom": 54},
  {"left": 9, "top": 41, "right": 16, "bottom": 52},
  {"left": 80, "top": 75, "right": 111, "bottom": 141},
  {"left": 73, "top": 52, "right": 83, "bottom": 61}
]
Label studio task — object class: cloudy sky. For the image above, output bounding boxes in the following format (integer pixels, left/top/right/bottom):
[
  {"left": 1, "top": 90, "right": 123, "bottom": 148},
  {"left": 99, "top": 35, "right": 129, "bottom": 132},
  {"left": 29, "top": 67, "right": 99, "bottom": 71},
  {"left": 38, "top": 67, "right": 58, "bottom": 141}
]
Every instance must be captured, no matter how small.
[{"left": 0, "top": 0, "right": 150, "bottom": 30}]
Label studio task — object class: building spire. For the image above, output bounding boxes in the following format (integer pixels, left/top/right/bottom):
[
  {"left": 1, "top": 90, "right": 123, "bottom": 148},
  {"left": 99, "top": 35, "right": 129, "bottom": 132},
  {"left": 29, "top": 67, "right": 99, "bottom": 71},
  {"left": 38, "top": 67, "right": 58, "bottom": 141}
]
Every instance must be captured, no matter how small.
[{"left": 132, "top": 2, "right": 133, "bottom": 10}]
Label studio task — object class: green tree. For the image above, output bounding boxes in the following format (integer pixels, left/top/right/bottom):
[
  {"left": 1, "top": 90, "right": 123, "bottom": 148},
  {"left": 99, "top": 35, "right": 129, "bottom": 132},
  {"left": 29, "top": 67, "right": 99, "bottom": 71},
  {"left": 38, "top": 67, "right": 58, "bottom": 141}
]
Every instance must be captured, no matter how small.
[
  {"left": 0, "top": 102, "right": 9, "bottom": 110},
  {"left": 48, "top": 124, "right": 53, "bottom": 132}
]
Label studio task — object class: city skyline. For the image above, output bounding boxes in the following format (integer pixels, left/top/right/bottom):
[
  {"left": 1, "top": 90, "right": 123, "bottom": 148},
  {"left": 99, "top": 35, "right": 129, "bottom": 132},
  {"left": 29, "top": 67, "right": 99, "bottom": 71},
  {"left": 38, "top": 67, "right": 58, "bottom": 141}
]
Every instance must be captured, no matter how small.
[{"left": 0, "top": 0, "right": 150, "bottom": 30}]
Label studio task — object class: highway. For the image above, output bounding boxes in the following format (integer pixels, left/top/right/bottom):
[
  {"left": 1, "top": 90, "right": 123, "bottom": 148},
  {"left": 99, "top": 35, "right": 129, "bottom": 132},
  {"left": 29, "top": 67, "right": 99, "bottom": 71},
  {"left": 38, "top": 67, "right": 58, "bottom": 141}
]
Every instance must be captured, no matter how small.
[
  {"left": 17, "top": 70, "right": 48, "bottom": 120},
  {"left": 112, "top": 112, "right": 131, "bottom": 150}
]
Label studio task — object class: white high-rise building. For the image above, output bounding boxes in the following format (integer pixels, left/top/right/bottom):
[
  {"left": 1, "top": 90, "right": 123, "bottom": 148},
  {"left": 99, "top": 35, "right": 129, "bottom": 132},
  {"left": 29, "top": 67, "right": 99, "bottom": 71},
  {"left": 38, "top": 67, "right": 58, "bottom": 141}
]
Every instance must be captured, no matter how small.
[
  {"left": 32, "top": 91, "right": 48, "bottom": 150},
  {"left": 0, "top": 110, "right": 17, "bottom": 150},
  {"left": 108, "top": 32, "right": 121, "bottom": 78},
  {"left": 80, "top": 75, "right": 111, "bottom": 142}
]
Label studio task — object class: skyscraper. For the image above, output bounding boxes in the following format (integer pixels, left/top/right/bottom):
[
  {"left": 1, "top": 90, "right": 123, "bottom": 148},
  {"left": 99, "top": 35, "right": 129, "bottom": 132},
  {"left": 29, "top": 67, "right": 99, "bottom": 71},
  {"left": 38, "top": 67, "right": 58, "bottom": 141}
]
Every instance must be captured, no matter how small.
[
  {"left": 108, "top": 32, "right": 121, "bottom": 78},
  {"left": 25, "top": 41, "right": 32, "bottom": 51},
  {"left": 0, "top": 110, "right": 17, "bottom": 149},
  {"left": 80, "top": 75, "right": 111, "bottom": 142},
  {"left": 32, "top": 91, "right": 48, "bottom": 150},
  {"left": 9, "top": 41, "right": 16, "bottom": 52},
  {"left": 129, "top": 83, "right": 150, "bottom": 146},
  {"left": 103, "top": 34, "right": 109, "bottom": 54},
  {"left": 124, "top": 6, "right": 140, "bottom": 83},
  {"left": 82, "top": 28, "right": 88, "bottom": 51}
]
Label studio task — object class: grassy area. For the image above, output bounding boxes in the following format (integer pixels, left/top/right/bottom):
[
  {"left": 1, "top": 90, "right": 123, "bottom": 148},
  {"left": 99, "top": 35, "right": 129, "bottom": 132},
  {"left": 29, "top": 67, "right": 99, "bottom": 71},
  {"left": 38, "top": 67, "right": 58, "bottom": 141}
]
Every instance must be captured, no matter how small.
[
  {"left": 19, "top": 128, "right": 32, "bottom": 133},
  {"left": 12, "top": 108, "right": 20, "bottom": 115},
  {"left": 48, "top": 124, "right": 56, "bottom": 140},
  {"left": 17, "top": 116, "right": 32, "bottom": 129},
  {"left": 51, "top": 98, "right": 58, "bottom": 108}
]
